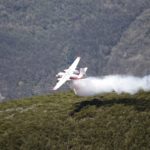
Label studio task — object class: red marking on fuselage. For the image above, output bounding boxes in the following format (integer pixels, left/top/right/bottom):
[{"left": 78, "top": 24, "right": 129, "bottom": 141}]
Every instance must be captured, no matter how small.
[{"left": 70, "top": 77, "right": 81, "bottom": 80}]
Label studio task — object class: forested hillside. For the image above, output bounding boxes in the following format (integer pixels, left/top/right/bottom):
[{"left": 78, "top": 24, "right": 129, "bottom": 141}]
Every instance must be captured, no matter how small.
[
  {"left": 0, "top": 0, "right": 150, "bottom": 100},
  {"left": 0, "top": 91, "right": 150, "bottom": 149}
]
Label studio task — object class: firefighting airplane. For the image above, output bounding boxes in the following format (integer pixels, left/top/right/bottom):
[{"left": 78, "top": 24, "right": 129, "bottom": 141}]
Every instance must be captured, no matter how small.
[{"left": 53, "top": 57, "right": 88, "bottom": 91}]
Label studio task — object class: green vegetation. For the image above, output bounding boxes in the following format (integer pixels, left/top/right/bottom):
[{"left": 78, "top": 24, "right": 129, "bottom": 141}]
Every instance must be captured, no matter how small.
[{"left": 0, "top": 91, "right": 150, "bottom": 150}]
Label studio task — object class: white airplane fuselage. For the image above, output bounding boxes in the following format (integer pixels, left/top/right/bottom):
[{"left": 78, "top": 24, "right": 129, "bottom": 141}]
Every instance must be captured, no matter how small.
[{"left": 56, "top": 67, "right": 88, "bottom": 81}]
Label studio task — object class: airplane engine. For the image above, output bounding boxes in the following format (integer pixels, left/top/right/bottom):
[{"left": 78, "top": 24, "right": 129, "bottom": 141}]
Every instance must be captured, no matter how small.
[{"left": 56, "top": 72, "right": 65, "bottom": 77}]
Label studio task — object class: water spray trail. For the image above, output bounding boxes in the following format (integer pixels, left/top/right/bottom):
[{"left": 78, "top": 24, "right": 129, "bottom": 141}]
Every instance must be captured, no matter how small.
[{"left": 70, "top": 75, "right": 150, "bottom": 96}]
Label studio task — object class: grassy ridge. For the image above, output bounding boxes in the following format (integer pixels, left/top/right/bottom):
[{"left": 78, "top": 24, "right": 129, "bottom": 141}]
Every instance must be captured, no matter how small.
[{"left": 0, "top": 91, "right": 150, "bottom": 150}]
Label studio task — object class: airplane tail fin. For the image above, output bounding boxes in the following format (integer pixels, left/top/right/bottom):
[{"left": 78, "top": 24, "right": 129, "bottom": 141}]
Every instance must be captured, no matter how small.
[{"left": 78, "top": 67, "right": 88, "bottom": 78}]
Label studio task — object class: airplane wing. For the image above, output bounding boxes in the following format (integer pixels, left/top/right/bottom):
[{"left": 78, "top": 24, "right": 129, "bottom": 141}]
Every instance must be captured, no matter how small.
[
  {"left": 53, "top": 73, "right": 71, "bottom": 90},
  {"left": 67, "top": 57, "right": 81, "bottom": 72},
  {"left": 53, "top": 57, "right": 80, "bottom": 90}
]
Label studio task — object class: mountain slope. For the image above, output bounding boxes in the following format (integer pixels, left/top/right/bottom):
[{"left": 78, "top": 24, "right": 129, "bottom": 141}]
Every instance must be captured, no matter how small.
[
  {"left": 0, "top": 0, "right": 150, "bottom": 100},
  {"left": 0, "top": 91, "right": 150, "bottom": 149},
  {"left": 105, "top": 9, "right": 150, "bottom": 76}
]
